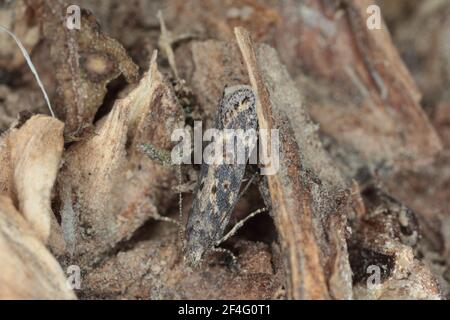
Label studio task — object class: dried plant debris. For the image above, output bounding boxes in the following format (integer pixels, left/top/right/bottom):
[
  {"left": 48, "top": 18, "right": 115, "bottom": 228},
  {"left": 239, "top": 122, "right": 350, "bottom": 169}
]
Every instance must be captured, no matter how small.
[
  {"left": 55, "top": 52, "right": 184, "bottom": 266},
  {"left": 379, "top": 0, "right": 450, "bottom": 146},
  {"left": 0, "top": 115, "right": 71, "bottom": 299},
  {"left": 380, "top": 151, "right": 450, "bottom": 297},
  {"left": 0, "top": 0, "right": 448, "bottom": 300},
  {"left": 235, "top": 27, "right": 353, "bottom": 299},
  {"left": 349, "top": 185, "right": 442, "bottom": 299},
  {"left": 82, "top": 234, "right": 282, "bottom": 300},
  {"left": 0, "top": 195, "right": 75, "bottom": 299},
  {"left": 36, "top": 0, "right": 139, "bottom": 134},
  {"left": 0, "top": 115, "right": 64, "bottom": 242},
  {"left": 376, "top": 0, "right": 450, "bottom": 298},
  {"left": 273, "top": 0, "right": 442, "bottom": 174}
]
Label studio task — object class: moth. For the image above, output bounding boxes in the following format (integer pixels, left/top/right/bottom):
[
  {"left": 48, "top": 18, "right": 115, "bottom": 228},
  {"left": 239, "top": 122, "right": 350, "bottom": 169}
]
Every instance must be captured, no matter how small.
[{"left": 184, "top": 85, "right": 261, "bottom": 266}]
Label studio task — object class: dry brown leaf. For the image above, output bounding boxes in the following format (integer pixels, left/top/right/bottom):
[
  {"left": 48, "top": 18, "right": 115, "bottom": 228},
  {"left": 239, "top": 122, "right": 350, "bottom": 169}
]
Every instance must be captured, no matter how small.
[
  {"left": 0, "top": 115, "right": 64, "bottom": 243},
  {"left": 0, "top": 195, "right": 75, "bottom": 299},
  {"left": 8, "top": 115, "right": 64, "bottom": 242},
  {"left": 38, "top": 0, "right": 139, "bottom": 133}
]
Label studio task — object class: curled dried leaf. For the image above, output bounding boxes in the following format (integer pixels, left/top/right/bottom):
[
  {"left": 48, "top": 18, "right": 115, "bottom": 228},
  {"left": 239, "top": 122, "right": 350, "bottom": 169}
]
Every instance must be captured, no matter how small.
[
  {"left": 0, "top": 195, "right": 75, "bottom": 299},
  {"left": 0, "top": 115, "right": 64, "bottom": 243}
]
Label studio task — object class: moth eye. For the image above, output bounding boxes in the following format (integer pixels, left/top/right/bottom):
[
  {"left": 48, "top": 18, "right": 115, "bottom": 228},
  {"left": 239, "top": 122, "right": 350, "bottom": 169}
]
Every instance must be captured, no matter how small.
[
  {"left": 223, "top": 182, "right": 229, "bottom": 190},
  {"left": 242, "top": 97, "right": 250, "bottom": 105}
]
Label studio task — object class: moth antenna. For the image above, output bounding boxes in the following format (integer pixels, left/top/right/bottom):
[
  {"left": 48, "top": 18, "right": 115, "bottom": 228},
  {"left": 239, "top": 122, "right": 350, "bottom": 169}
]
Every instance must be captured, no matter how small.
[
  {"left": 0, "top": 25, "right": 55, "bottom": 118},
  {"left": 178, "top": 162, "right": 184, "bottom": 238},
  {"left": 177, "top": 145, "right": 187, "bottom": 251}
]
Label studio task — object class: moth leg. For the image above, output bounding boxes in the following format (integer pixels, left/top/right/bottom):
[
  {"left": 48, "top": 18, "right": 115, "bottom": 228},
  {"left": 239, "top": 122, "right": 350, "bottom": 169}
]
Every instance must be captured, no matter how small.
[
  {"left": 216, "top": 207, "right": 268, "bottom": 246},
  {"left": 210, "top": 247, "right": 239, "bottom": 269},
  {"left": 212, "top": 207, "right": 269, "bottom": 269}
]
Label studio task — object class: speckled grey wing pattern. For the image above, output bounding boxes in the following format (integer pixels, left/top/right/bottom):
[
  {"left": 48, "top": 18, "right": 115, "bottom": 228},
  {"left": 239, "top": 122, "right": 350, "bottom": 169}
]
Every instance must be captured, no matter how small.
[{"left": 185, "top": 85, "right": 258, "bottom": 265}]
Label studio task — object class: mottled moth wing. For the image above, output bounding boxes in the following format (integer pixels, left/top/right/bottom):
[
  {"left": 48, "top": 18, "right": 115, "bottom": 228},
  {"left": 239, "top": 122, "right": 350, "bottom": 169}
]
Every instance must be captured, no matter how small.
[{"left": 185, "top": 85, "right": 258, "bottom": 265}]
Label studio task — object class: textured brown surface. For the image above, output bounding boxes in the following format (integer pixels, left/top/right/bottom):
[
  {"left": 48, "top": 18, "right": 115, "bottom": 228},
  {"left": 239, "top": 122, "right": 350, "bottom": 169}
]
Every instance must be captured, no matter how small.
[{"left": 0, "top": 0, "right": 448, "bottom": 300}]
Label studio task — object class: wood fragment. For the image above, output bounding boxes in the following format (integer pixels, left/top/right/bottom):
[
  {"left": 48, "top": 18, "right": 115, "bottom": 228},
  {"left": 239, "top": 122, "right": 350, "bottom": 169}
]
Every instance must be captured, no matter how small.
[{"left": 235, "top": 27, "right": 352, "bottom": 299}]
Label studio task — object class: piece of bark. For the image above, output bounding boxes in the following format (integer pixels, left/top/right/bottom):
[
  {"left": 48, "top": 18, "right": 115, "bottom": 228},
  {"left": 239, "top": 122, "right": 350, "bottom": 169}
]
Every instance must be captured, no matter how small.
[
  {"left": 235, "top": 27, "right": 353, "bottom": 300},
  {"left": 0, "top": 115, "right": 64, "bottom": 243},
  {"left": 56, "top": 53, "right": 184, "bottom": 265},
  {"left": 56, "top": 102, "right": 128, "bottom": 261},
  {"left": 37, "top": 0, "right": 139, "bottom": 134},
  {"left": 274, "top": 0, "right": 441, "bottom": 173},
  {"left": 0, "top": 195, "right": 76, "bottom": 299}
]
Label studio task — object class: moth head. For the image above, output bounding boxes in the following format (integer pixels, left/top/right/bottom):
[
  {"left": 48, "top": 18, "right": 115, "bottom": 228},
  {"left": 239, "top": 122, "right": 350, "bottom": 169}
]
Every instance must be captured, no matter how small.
[{"left": 222, "top": 85, "right": 255, "bottom": 110}]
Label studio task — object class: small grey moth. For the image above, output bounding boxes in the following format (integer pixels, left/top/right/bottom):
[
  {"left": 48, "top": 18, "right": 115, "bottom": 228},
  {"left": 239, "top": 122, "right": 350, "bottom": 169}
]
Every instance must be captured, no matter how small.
[{"left": 185, "top": 85, "right": 258, "bottom": 266}]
